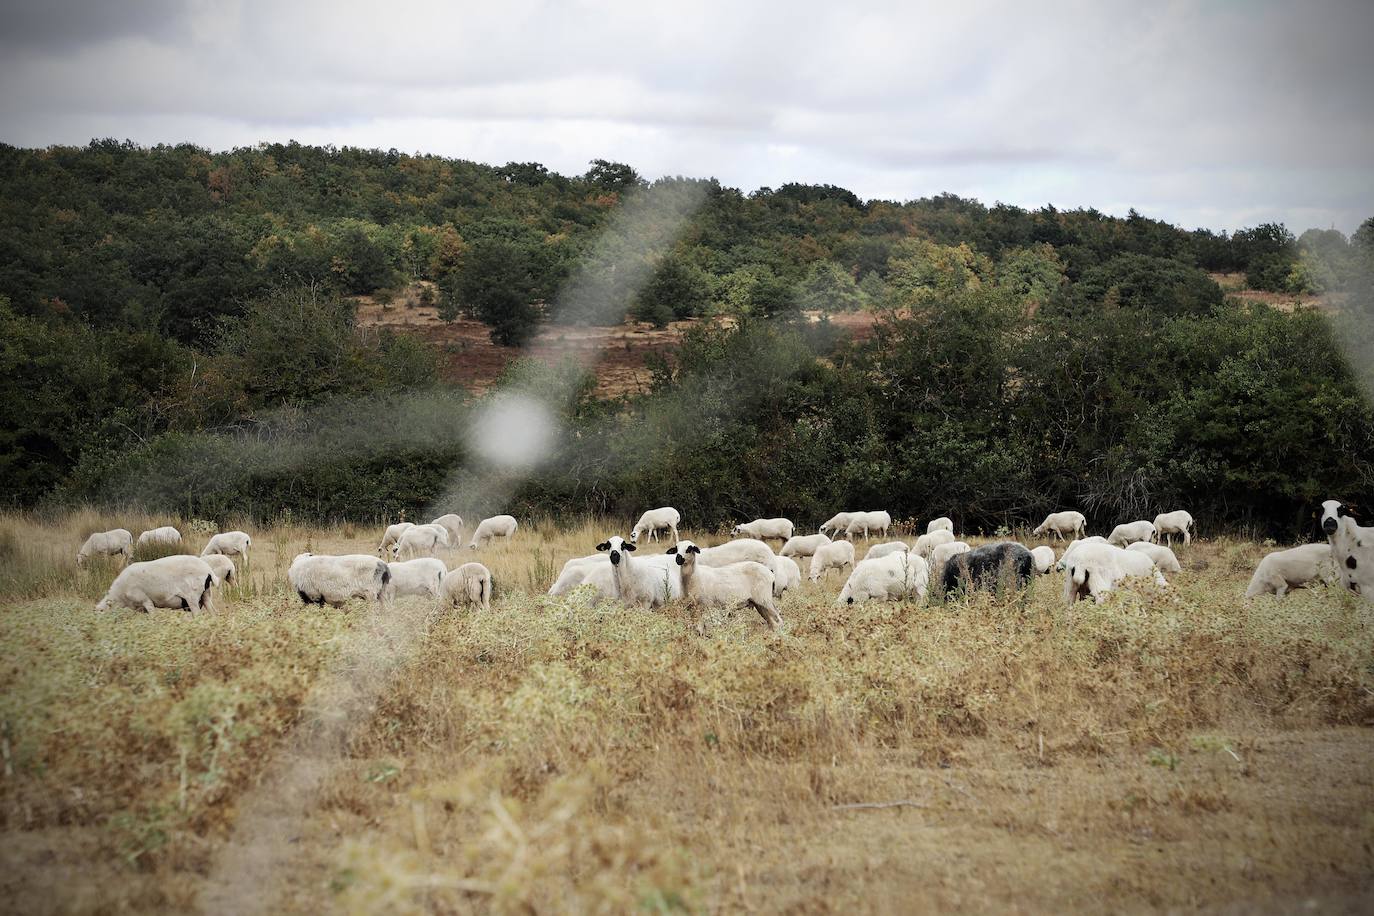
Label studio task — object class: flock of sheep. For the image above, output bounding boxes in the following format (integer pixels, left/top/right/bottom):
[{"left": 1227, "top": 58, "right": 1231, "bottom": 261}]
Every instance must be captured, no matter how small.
[{"left": 74, "top": 500, "right": 1373, "bottom": 622}]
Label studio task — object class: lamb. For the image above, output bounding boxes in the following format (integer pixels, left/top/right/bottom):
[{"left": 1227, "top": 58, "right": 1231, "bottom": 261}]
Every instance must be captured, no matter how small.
[
  {"left": 1319, "top": 499, "right": 1374, "bottom": 598},
  {"left": 780, "top": 533, "right": 831, "bottom": 558},
  {"left": 430, "top": 513, "right": 465, "bottom": 546},
  {"left": 913, "top": 529, "right": 955, "bottom": 558},
  {"left": 596, "top": 535, "right": 680, "bottom": 607},
  {"left": 1126, "top": 541, "right": 1182, "bottom": 573},
  {"left": 136, "top": 526, "right": 182, "bottom": 551},
  {"left": 941, "top": 542, "right": 1035, "bottom": 596},
  {"left": 1151, "top": 510, "right": 1195, "bottom": 547},
  {"left": 837, "top": 549, "right": 929, "bottom": 605},
  {"left": 386, "top": 557, "right": 447, "bottom": 600},
  {"left": 668, "top": 540, "right": 780, "bottom": 629},
  {"left": 468, "top": 514, "right": 518, "bottom": 549},
  {"left": 1032, "top": 511, "right": 1086, "bottom": 541},
  {"left": 1030, "top": 546, "right": 1056, "bottom": 575},
  {"left": 201, "top": 531, "right": 251, "bottom": 560},
  {"left": 770, "top": 555, "right": 802, "bottom": 597},
  {"left": 95, "top": 555, "right": 215, "bottom": 613},
  {"left": 926, "top": 517, "right": 954, "bottom": 535},
  {"left": 1245, "top": 544, "right": 1334, "bottom": 598},
  {"left": 696, "top": 538, "right": 776, "bottom": 568},
  {"left": 843, "top": 511, "right": 893, "bottom": 540},
  {"left": 391, "top": 523, "right": 451, "bottom": 559},
  {"left": 819, "top": 512, "right": 860, "bottom": 537},
  {"left": 864, "top": 541, "right": 910, "bottom": 561},
  {"left": 442, "top": 562, "right": 492, "bottom": 610},
  {"left": 630, "top": 507, "right": 681, "bottom": 544},
  {"left": 288, "top": 553, "right": 390, "bottom": 607},
  {"left": 202, "top": 554, "right": 237, "bottom": 587},
  {"left": 1062, "top": 542, "right": 1167, "bottom": 605},
  {"left": 731, "top": 517, "right": 795, "bottom": 542},
  {"left": 77, "top": 528, "right": 133, "bottom": 567},
  {"left": 378, "top": 522, "right": 415, "bottom": 555},
  {"left": 1106, "top": 520, "right": 1155, "bottom": 548},
  {"left": 809, "top": 540, "right": 856, "bottom": 582}
]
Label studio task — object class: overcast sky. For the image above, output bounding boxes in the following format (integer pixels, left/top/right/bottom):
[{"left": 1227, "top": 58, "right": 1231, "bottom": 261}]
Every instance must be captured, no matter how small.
[{"left": 2, "top": 0, "right": 1371, "bottom": 233}]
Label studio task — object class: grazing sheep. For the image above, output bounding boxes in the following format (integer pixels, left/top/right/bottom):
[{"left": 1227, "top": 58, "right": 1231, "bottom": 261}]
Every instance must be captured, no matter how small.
[
  {"left": 378, "top": 522, "right": 416, "bottom": 555},
  {"left": 864, "top": 541, "right": 910, "bottom": 561},
  {"left": 1032, "top": 511, "right": 1086, "bottom": 541},
  {"left": 1029, "top": 546, "right": 1056, "bottom": 575},
  {"left": 630, "top": 507, "right": 681, "bottom": 545},
  {"left": 843, "top": 511, "right": 893, "bottom": 540},
  {"left": 780, "top": 533, "right": 831, "bottom": 558},
  {"left": 288, "top": 553, "right": 390, "bottom": 607},
  {"left": 1106, "top": 520, "right": 1155, "bottom": 548},
  {"left": 1151, "top": 510, "right": 1195, "bottom": 547},
  {"left": 392, "top": 523, "right": 451, "bottom": 559},
  {"left": 837, "top": 549, "right": 929, "bottom": 605},
  {"left": 669, "top": 540, "right": 780, "bottom": 629},
  {"left": 77, "top": 528, "right": 133, "bottom": 567},
  {"left": 1056, "top": 536, "right": 1108, "bottom": 571},
  {"left": 201, "top": 531, "right": 251, "bottom": 560},
  {"left": 442, "top": 562, "right": 492, "bottom": 610},
  {"left": 1245, "top": 544, "right": 1334, "bottom": 598},
  {"left": 386, "top": 558, "right": 447, "bottom": 600},
  {"left": 1319, "top": 499, "right": 1374, "bottom": 598},
  {"left": 1126, "top": 541, "right": 1182, "bottom": 573},
  {"left": 136, "top": 526, "right": 183, "bottom": 551},
  {"left": 770, "top": 555, "right": 802, "bottom": 597},
  {"left": 809, "top": 540, "right": 856, "bottom": 582},
  {"left": 926, "top": 517, "right": 954, "bottom": 535},
  {"left": 696, "top": 538, "right": 776, "bottom": 568},
  {"left": 430, "top": 514, "right": 465, "bottom": 546},
  {"left": 469, "top": 515, "right": 518, "bottom": 549},
  {"left": 96, "top": 555, "right": 215, "bottom": 613},
  {"left": 819, "top": 512, "right": 860, "bottom": 537},
  {"left": 202, "top": 554, "right": 236, "bottom": 587},
  {"left": 596, "top": 535, "right": 681, "bottom": 607},
  {"left": 731, "top": 517, "right": 795, "bottom": 542},
  {"left": 930, "top": 540, "right": 971, "bottom": 568},
  {"left": 941, "top": 542, "right": 1035, "bottom": 596},
  {"left": 1062, "top": 542, "right": 1167, "bottom": 605},
  {"left": 913, "top": 529, "right": 956, "bottom": 558}
]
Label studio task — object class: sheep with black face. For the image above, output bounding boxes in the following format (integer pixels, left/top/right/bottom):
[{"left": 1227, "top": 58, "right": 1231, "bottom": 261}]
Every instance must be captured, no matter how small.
[
  {"left": 668, "top": 540, "right": 780, "bottom": 629},
  {"left": 1320, "top": 499, "right": 1374, "bottom": 598},
  {"left": 596, "top": 535, "right": 680, "bottom": 607}
]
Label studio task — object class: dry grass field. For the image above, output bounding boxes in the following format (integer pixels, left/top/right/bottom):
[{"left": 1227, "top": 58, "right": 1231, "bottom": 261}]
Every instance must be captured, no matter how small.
[{"left": 2, "top": 510, "right": 1373, "bottom": 914}]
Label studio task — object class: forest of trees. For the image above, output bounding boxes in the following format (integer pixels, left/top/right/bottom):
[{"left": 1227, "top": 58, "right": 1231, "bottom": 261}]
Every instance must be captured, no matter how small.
[{"left": 3, "top": 140, "right": 1372, "bottom": 535}]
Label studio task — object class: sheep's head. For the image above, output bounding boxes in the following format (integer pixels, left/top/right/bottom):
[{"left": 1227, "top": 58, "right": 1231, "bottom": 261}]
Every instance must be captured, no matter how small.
[
  {"left": 596, "top": 535, "right": 635, "bottom": 566},
  {"left": 1321, "top": 499, "right": 1352, "bottom": 535},
  {"left": 730, "top": 525, "right": 744, "bottom": 537},
  {"left": 666, "top": 541, "right": 701, "bottom": 567}
]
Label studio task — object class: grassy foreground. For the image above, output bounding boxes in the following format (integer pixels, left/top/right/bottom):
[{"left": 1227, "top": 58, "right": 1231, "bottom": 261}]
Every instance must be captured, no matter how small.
[{"left": 2, "top": 510, "right": 1373, "bottom": 913}]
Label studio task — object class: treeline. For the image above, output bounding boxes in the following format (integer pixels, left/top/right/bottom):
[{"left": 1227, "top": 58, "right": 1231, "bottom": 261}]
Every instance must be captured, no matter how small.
[{"left": 2, "top": 140, "right": 1373, "bottom": 535}]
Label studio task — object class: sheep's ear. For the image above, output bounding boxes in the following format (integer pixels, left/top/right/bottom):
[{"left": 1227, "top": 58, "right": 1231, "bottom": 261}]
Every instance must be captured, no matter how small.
[
  {"left": 596, "top": 542, "right": 610, "bottom": 551},
  {"left": 666, "top": 546, "right": 678, "bottom": 554},
  {"left": 624, "top": 542, "right": 636, "bottom": 552},
  {"left": 687, "top": 545, "right": 701, "bottom": 554}
]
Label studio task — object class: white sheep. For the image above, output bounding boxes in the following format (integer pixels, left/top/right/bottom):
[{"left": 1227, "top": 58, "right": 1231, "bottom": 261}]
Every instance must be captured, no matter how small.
[
  {"left": 669, "top": 540, "right": 780, "bottom": 629},
  {"left": 695, "top": 538, "right": 776, "bottom": 568},
  {"left": 1056, "top": 536, "right": 1107, "bottom": 571},
  {"left": 1106, "top": 520, "right": 1155, "bottom": 548},
  {"left": 770, "top": 555, "right": 801, "bottom": 597},
  {"left": 391, "top": 523, "right": 451, "bottom": 559},
  {"left": 930, "top": 540, "right": 971, "bottom": 568},
  {"left": 780, "top": 533, "right": 831, "bottom": 558},
  {"left": 136, "top": 526, "right": 182, "bottom": 551},
  {"left": 837, "top": 549, "right": 929, "bottom": 605},
  {"left": 442, "top": 562, "right": 492, "bottom": 610},
  {"left": 731, "top": 517, "right": 795, "bottom": 542},
  {"left": 378, "top": 522, "right": 416, "bottom": 555},
  {"left": 96, "top": 555, "right": 215, "bottom": 613},
  {"left": 1029, "top": 546, "right": 1056, "bottom": 575},
  {"left": 77, "top": 528, "right": 133, "bottom": 567},
  {"left": 913, "top": 529, "right": 955, "bottom": 558},
  {"left": 926, "top": 517, "right": 954, "bottom": 535},
  {"left": 809, "top": 540, "right": 856, "bottom": 582},
  {"left": 1126, "top": 541, "right": 1182, "bottom": 573},
  {"left": 430, "top": 513, "right": 465, "bottom": 545},
  {"left": 288, "top": 553, "right": 390, "bottom": 607},
  {"left": 843, "top": 510, "right": 892, "bottom": 540},
  {"left": 386, "top": 557, "right": 447, "bottom": 600},
  {"left": 819, "top": 512, "right": 860, "bottom": 537},
  {"left": 468, "top": 515, "right": 518, "bottom": 549},
  {"left": 201, "top": 531, "right": 251, "bottom": 560},
  {"left": 1032, "top": 511, "right": 1086, "bottom": 541},
  {"left": 863, "top": 541, "right": 910, "bottom": 560},
  {"left": 1062, "top": 542, "right": 1166, "bottom": 605},
  {"left": 202, "top": 554, "right": 237, "bottom": 588},
  {"left": 1245, "top": 544, "right": 1334, "bottom": 598},
  {"left": 630, "top": 507, "right": 681, "bottom": 544},
  {"left": 1319, "top": 500, "right": 1374, "bottom": 599},
  {"left": 1151, "top": 510, "right": 1195, "bottom": 547},
  {"left": 596, "top": 535, "right": 681, "bottom": 607},
  {"left": 549, "top": 554, "right": 607, "bottom": 595}
]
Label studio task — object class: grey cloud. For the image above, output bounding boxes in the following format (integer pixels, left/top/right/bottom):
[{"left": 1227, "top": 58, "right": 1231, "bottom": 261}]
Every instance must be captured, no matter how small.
[{"left": 0, "top": 0, "right": 189, "bottom": 50}]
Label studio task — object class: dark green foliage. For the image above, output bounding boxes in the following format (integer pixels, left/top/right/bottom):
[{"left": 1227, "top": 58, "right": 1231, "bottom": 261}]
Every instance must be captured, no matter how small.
[
  {"left": 453, "top": 238, "right": 544, "bottom": 346},
  {"left": 632, "top": 257, "right": 711, "bottom": 326}
]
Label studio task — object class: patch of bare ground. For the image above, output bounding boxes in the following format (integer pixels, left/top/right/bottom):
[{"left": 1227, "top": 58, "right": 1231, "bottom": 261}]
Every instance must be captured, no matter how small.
[{"left": 1210, "top": 272, "right": 1338, "bottom": 313}]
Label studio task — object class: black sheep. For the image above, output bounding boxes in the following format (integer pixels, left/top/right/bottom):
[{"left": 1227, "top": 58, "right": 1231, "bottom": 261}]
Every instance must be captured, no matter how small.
[{"left": 941, "top": 541, "right": 1035, "bottom": 596}]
